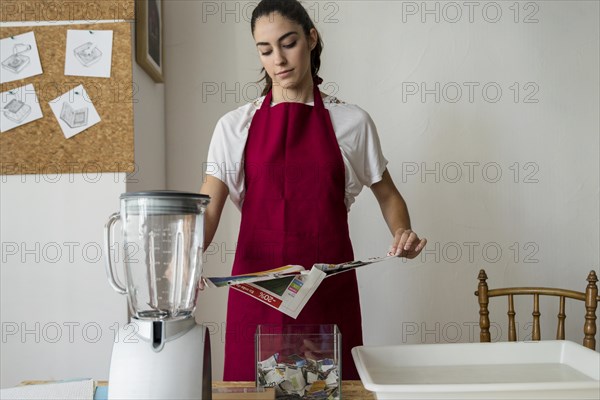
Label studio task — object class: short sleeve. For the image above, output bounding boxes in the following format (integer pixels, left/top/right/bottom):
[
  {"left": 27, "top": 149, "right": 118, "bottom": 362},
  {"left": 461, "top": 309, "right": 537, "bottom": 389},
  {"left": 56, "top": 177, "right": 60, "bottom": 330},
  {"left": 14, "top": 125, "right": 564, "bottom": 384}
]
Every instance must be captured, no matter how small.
[
  {"left": 205, "top": 103, "right": 257, "bottom": 210},
  {"left": 347, "top": 108, "right": 388, "bottom": 186},
  {"left": 327, "top": 102, "right": 388, "bottom": 210}
]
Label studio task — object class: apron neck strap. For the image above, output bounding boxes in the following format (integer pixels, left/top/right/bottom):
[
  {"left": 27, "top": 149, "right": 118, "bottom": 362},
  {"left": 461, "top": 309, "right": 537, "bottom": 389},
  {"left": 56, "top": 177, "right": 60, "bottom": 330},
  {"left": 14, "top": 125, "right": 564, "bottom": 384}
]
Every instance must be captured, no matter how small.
[
  {"left": 312, "top": 83, "right": 325, "bottom": 110},
  {"left": 261, "top": 84, "right": 325, "bottom": 110},
  {"left": 261, "top": 90, "right": 273, "bottom": 111}
]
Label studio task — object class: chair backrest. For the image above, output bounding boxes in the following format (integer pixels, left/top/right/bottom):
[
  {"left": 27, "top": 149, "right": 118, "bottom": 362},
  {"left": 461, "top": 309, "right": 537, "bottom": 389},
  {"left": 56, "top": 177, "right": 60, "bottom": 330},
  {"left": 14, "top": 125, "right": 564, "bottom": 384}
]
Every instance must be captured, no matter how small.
[{"left": 475, "top": 269, "right": 599, "bottom": 350}]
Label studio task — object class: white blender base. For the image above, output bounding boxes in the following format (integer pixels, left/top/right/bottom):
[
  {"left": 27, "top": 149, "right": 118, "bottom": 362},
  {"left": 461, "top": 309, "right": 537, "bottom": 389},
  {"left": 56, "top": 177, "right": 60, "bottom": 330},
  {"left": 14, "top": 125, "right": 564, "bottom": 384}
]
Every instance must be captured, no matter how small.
[{"left": 108, "top": 323, "right": 212, "bottom": 399}]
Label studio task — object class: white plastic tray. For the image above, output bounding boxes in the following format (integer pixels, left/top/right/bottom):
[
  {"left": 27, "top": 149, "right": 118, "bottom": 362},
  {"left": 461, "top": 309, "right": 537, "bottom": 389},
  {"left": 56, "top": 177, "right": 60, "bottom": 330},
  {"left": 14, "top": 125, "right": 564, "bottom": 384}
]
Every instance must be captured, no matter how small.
[{"left": 351, "top": 340, "right": 600, "bottom": 399}]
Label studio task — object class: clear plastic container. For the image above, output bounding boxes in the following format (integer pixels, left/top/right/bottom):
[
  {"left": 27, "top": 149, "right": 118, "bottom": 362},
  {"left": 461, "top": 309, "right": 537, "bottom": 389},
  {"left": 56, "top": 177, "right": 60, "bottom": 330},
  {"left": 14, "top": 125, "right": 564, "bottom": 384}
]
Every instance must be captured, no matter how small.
[{"left": 256, "top": 324, "right": 341, "bottom": 399}]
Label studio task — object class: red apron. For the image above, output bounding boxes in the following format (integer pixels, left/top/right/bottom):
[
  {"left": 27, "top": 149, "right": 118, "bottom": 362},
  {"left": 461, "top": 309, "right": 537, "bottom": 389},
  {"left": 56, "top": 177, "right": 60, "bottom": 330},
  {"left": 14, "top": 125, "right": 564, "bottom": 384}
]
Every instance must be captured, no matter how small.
[{"left": 223, "top": 84, "right": 363, "bottom": 381}]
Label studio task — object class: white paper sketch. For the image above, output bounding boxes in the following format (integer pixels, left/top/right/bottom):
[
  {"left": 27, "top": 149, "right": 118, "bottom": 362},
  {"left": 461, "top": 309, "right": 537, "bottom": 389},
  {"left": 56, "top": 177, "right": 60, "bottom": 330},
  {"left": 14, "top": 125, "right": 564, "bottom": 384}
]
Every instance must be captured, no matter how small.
[
  {"left": 0, "top": 32, "right": 43, "bottom": 84},
  {"left": 60, "top": 102, "right": 89, "bottom": 128},
  {"left": 74, "top": 42, "right": 103, "bottom": 67},
  {"left": 0, "top": 84, "right": 44, "bottom": 133},
  {"left": 1, "top": 43, "right": 32, "bottom": 73},
  {"left": 49, "top": 84, "right": 101, "bottom": 139},
  {"left": 3, "top": 99, "right": 31, "bottom": 123},
  {"left": 65, "top": 30, "right": 113, "bottom": 78}
]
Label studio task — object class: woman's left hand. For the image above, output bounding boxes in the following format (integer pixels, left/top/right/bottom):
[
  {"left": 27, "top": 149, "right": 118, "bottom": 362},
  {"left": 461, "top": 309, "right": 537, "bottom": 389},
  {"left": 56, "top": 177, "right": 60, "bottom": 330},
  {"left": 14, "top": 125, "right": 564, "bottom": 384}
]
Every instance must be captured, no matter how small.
[{"left": 388, "top": 228, "right": 427, "bottom": 259}]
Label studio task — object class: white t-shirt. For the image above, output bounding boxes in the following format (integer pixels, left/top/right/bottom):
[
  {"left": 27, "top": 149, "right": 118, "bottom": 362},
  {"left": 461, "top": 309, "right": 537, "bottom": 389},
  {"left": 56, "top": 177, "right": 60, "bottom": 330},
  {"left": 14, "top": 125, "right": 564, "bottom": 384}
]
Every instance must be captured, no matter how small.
[{"left": 205, "top": 95, "right": 388, "bottom": 211}]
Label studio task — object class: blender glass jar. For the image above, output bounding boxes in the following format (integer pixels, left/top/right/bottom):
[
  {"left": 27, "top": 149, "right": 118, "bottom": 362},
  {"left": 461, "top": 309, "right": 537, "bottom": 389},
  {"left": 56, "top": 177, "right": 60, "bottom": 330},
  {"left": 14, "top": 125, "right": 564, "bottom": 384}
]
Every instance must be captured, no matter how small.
[{"left": 105, "top": 191, "right": 210, "bottom": 320}]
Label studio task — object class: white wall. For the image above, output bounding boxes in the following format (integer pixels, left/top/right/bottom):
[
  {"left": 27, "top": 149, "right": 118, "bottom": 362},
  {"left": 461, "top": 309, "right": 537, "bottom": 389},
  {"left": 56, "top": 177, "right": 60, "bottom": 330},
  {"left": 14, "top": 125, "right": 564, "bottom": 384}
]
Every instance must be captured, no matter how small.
[
  {"left": 0, "top": 176, "right": 127, "bottom": 388},
  {"left": 164, "top": 0, "right": 599, "bottom": 380},
  {"left": 129, "top": 49, "right": 166, "bottom": 192},
  {"left": 0, "top": 24, "right": 166, "bottom": 389},
  {"left": 335, "top": 0, "right": 600, "bottom": 346}
]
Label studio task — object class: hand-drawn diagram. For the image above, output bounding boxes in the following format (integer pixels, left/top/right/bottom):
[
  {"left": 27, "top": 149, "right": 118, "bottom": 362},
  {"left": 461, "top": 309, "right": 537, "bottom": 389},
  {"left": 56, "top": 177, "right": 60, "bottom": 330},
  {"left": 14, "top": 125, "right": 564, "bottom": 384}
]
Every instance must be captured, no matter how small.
[
  {"left": 74, "top": 42, "right": 103, "bottom": 67},
  {"left": 65, "top": 30, "right": 113, "bottom": 78},
  {"left": 1, "top": 84, "right": 44, "bottom": 133},
  {"left": 3, "top": 98, "right": 32, "bottom": 123},
  {"left": 1, "top": 43, "right": 32, "bottom": 74},
  {"left": 0, "top": 32, "right": 43, "bottom": 84},
  {"left": 60, "top": 102, "right": 89, "bottom": 129}
]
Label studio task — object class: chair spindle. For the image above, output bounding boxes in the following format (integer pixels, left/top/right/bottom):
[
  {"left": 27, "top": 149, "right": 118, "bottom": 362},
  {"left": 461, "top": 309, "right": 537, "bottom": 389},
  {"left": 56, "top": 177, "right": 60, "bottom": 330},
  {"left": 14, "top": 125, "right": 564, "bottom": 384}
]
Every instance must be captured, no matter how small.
[
  {"left": 583, "top": 271, "right": 598, "bottom": 350},
  {"left": 556, "top": 296, "right": 566, "bottom": 340},
  {"left": 508, "top": 294, "right": 516, "bottom": 341},
  {"left": 532, "top": 293, "right": 541, "bottom": 341},
  {"left": 477, "top": 270, "right": 491, "bottom": 343}
]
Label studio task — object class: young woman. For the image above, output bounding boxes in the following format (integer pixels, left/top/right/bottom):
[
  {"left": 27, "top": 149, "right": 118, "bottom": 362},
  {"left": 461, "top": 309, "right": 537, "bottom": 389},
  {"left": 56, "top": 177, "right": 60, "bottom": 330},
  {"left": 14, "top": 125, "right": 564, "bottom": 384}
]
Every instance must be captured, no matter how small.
[{"left": 200, "top": 0, "right": 427, "bottom": 381}]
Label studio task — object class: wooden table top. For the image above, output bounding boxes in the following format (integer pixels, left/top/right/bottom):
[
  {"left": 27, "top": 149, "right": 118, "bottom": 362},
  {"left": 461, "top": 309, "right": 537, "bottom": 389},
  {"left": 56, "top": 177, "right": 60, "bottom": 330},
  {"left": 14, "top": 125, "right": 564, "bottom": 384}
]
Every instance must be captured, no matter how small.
[
  {"left": 214, "top": 381, "right": 375, "bottom": 399},
  {"left": 22, "top": 380, "right": 376, "bottom": 399}
]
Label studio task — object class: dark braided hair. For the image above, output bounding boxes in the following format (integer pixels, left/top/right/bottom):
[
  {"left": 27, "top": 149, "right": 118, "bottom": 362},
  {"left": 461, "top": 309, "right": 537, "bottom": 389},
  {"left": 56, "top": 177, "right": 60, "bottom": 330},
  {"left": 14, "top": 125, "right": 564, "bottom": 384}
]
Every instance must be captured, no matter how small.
[{"left": 251, "top": 0, "right": 324, "bottom": 96}]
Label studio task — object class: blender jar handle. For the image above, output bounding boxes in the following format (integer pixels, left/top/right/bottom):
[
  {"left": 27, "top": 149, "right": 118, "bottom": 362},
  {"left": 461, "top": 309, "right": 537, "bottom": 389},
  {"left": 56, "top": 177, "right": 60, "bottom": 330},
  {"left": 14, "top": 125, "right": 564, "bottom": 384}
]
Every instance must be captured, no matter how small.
[{"left": 104, "top": 212, "right": 127, "bottom": 295}]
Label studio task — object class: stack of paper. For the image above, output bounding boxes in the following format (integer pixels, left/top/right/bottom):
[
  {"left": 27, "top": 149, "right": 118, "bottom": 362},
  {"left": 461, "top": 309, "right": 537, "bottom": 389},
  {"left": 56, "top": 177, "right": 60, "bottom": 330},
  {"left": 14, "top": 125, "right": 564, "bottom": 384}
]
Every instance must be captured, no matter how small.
[{"left": 0, "top": 379, "right": 95, "bottom": 400}]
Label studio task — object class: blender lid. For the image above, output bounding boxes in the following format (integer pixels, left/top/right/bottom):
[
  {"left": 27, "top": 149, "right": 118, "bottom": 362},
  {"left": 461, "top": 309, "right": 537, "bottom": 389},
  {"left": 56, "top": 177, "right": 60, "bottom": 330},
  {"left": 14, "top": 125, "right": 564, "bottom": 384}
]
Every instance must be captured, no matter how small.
[
  {"left": 120, "top": 190, "right": 210, "bottom": 214},
  {"left": 121, "top": 190, "right": 210, "bottom": 200}
]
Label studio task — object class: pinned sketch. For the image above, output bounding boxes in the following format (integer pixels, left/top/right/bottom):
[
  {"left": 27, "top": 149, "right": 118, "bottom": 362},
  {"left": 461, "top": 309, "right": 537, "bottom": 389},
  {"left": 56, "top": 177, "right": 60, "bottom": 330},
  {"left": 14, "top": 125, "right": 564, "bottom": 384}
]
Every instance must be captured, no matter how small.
[
  {"left": 60, "top": 102, "right": 89, "bottom": 128},
  {"left": 4, "top": 99, "right": 31, "bottom": 123},
  {"left": 1, "top": 84, "right": 44, "bottom": 133},
  {"left": 65, "top": 30, "right": 113, "bottom": 78},
  {"left": 74, "top": 42, "right": 103, "bottom": 67},
  {"left": 49, "top": 85, "right": 101, "bottom": 138},
  {"left": 2, "top": 44, "right": 31, "bottom": 73},
  {"left": 0, "top": 32, "right": 43, "bottom": 84}
]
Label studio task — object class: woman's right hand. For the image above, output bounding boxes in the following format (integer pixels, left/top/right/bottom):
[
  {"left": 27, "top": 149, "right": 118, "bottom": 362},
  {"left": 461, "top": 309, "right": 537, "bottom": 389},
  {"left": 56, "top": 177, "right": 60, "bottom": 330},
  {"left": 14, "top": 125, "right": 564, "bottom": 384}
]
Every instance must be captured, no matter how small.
[{"left": 388, "top": 228, "right": 427, "bottom": 259}]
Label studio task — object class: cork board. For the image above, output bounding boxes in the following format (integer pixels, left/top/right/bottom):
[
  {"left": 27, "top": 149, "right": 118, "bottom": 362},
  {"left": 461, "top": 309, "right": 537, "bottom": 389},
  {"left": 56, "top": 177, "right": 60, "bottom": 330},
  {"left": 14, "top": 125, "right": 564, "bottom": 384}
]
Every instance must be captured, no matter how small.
[
  {"left": 0, "top": 22, "right": 134, "bottom": 175},
  {"left": 0, "top": 0, "right": 134, "bottom": 23}
]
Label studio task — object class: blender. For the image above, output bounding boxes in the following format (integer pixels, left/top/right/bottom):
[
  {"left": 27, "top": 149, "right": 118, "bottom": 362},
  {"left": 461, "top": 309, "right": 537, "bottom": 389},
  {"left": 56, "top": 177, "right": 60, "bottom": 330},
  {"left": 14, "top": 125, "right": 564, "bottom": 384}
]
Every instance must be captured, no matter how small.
[{"left": 104, "top": 191, "right": 212, "bottom": 399}]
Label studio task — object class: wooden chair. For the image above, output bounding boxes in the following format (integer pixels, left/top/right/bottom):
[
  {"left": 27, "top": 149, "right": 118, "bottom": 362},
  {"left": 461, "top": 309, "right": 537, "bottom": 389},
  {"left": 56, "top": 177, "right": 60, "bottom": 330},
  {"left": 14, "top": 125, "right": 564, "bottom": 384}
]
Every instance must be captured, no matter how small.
[{"left": 475, "top": 269, "right": 599, "bottom": 350}]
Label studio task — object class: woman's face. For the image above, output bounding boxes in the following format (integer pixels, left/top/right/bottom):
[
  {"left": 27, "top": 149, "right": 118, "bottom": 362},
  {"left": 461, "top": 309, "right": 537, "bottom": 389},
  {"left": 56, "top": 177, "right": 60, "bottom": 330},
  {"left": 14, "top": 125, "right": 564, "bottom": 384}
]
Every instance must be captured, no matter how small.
[{"left": 253, "top": 12, "right": 317, "bottom": 97}]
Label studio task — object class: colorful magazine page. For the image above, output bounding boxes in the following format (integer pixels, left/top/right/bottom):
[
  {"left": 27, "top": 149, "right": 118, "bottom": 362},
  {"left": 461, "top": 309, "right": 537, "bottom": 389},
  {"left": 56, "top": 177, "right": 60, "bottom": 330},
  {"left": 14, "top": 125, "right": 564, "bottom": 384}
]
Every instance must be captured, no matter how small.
[
  {"left": 204, "top": 255, "right": 395, "bottom": 318},
  {"left": 314, "top": 255, "right": 395, "bottom": 276},
  {"left": 205, "top": 264, "right": 306, "bottom": 288},
  {"left": 230, "top": 267, "right": 327, "bottom": 319}
]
